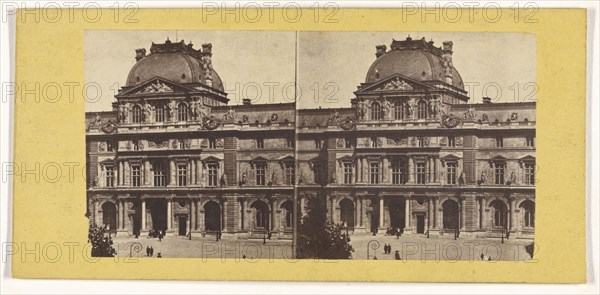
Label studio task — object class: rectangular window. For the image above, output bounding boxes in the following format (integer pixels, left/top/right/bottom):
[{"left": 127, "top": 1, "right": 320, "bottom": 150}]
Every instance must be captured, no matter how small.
[
  {"left": 343, "top": 162, "right": 353, "bottom": 184},
  {"left": 496, "top": 137, "right": 504, "bottom": 148},
  {"left": 285, "top": 162, "right": 295, "bottom": 185},
  {"left": 177, "top": 164, "right": 187, "bottom": 186},
  {"left": 315, "top": 140, "right": 322, "bottom": 149},
  {"left": 344, "top": 137, "right": 353, "bottom": 148},
  {"left": 526, "top": 136, "right": 535, "bottom": 147},
  {"left": 446, "top": 162, "right": 457, "bottom": 185},
  {"left": 417, "top": 137, "right": 424, "bottom": 147},
  {"left": 524, "top": 162, "right": 535, "bottom": 185},
  {"left": 370, "top": 162, "right": 379, "bottom": 184},
  {"left": 178, "top": 139, "right": 185, "bottom": 150},
  {"left": 105, "top": 166, "right": 114, "bottom": 187},
  {"left": 448, "top": 136, "right": 455, "bottom": 147},
  {"left": 131, "top": 165, "right": 141, "bottom": 187},
  {"left": 255, "top": 163, "right": 267, "bottom": 186},
  {"left": 153, "top": 162, "right": 166, "bottom": 187},
  {"left": 416, "top": 162, "right": 426, "bottom": 184},
  {"left": 208, "top": 163, "right": 218, "bottom": 187},
  {"left": 391, "top": 159, "right": 407, "bottom": 184},
  {"left": 209, "top": 138, "right": 217, "bottom": 149},
  {"left": 256, "top": 138, "right": 264, "bottom": 149},
  {"left": 132, "top": 140, "right": 139, "bottom": 151},
  {"left": 494, "top": 162, "right": 506, "bottom": 184},
  {"left": 286, "top": 138, "right": 295, "bottom": 148},
  {"left": 313, "top": 162, "right": 322, "bottom": 184},
  {"left": 155, "top": 105, "right": 165, "bottom": 122},
  {"left": 371, "top": 137, "right": 379, "bottom": 148},
  {"left": 106, "top": 141, "right": 114, "bottom": 152}
]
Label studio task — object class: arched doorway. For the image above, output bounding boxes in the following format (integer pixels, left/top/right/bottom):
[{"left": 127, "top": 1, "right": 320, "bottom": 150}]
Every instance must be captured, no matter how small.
[
  {"left": 204, "top": 201, "right": 221, "bottom": 232},
  {"left": 442, "top": 200, "right": 459, "bottom": 230},
  {"left": 519, "top": 200, "right": 535, "bottom": 228},
  {"left": 280, "top": 200, "right": 293, "bottom": 229},
  {"left": 101, "top": 202, "right": 117, "bottom": 233},
  {"left": 251, "top": 200, "right": 270, "bottom": 231},
  {"left": 339, "top": 199, "right": 355, "bottom": 229},
  {"left": 490, "top": 200, "right": 508, "bottom": 229},
  {"left": 388, "top": 198, "right": 405, "bottom": 230},
  {"left": 149, "top": 199, "right": 167, "bottom": 232}
]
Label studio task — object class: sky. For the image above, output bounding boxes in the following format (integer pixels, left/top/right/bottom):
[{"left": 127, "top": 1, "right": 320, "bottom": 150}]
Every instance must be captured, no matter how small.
[{"left": 85, "top": 30, "right": 535, "bottom": 112}]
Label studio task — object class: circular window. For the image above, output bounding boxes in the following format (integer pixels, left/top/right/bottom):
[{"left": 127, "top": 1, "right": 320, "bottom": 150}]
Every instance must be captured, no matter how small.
[
  {"left": 178, "top": 201, "right": 186, "bottom": 207},
  {"left": 416, "top": 198, "right": 425, "bottom": 206}
]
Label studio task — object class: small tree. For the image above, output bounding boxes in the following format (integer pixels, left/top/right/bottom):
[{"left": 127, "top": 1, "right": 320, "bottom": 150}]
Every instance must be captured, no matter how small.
[
  {"left": 88, "top": 225, "right": 117, "bottom": 257},
  {"left": 297, "top": 194, "right": 354, "bottom": 259}
]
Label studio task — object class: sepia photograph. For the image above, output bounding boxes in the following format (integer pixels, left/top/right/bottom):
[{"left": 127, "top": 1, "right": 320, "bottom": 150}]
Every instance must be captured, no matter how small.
[
  {"left": 295, "top": 32, "right": 537, "bottom": 261},
  {"left": 85, "top": 30, "right": 296, "bottom": 259}
]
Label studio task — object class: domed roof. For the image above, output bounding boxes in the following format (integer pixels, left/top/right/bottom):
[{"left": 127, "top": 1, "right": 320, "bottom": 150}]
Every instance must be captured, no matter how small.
[
  {"left": 125, "top": 40, "right": 224, "bottom": 92},
  {"left": 365, "top": 38, "right": 464, "bottom": 90}
]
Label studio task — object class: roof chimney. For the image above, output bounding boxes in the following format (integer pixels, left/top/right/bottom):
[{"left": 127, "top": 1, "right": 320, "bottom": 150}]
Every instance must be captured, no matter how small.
[
  {"left": 135, "top": 48, "right": 146, "bottom": 61},
  {"left": 375, "top": 45, "right": 387, "bottom": 58},
  {"left": 482, "top": 97, "right": 492, "bottom": 104},
  {"left": 242, "top": 98, "right": 252, "bottom": 106}
]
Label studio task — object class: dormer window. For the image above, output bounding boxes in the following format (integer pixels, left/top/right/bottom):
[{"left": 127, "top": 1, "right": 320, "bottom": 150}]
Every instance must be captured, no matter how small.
[
  {"left": 177, "top": 103, "right": 188, "bottom": 122},
  {"left": 131, "top": 105, "right": 143, "bottom": 123},
  {"left": 370, "top": 102, "right": 382, "bottom": 120}
]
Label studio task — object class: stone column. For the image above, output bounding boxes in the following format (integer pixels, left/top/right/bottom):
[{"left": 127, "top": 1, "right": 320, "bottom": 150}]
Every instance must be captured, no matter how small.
[
  {"left": 355, "top": 160, "right": 359, "bottom": 184},
  {"left": 460, "top": 198, "right": 466, "bottom": 230},
  {"left": 300, "top": 197, "right": 306, "bottom": 216},
  {"left": 199, "top": 208, "right": 205, "bottom": 232},
  {"left": 356, "top": 197, "right": 362, "bottom": 227},
  {"left": 93, "top": 201, "right": 99, "bottom": 226},
  {"left": 144, "top": 160, "right": 151, "bottom": 186},
  {"left": 141, "top": 199, "right": 146, "bottom": 231},
  {"left": 427, "top": 198, "right": 432, "bottom": 230},
  {"left": 382, "top": 157, "right": 389, "bottom": 183},
  {"left": 242, "top": 199, "right": 249, "bottom": 231},
  {"left": 167, "top": 199, "right": 172, "bottom": 231},
  {"left": 117, "top": 161, "right": 122, "bottom": 186},
  {"left": 408, "top": 157, "right": 414, "bottom": 183},
  {"left": 116, "top": 201, "right": 121, "bottom": 230},
  {"left": 510, "top": 198, "right": 517, "bottom": 230},
  {"left": 426, "top": 157, "right": 431, "bottom": 183},
  {"left": 169, "top": 159, "right": 176, "bottom": 186},
  {"left": 190, "top": 159, "right": 196, "bottom": 185},
  {"left": 124, "top": 161, "right": 130, "bottom": 187},
  {"left": 378, "top": 197, "right": 384, "bottom": 230},
  {"left": 436, "top": 198, "right": 443, "bottom": 229},
  {"left": 405, "top": 198, "right": 411, "bottom": 228}
]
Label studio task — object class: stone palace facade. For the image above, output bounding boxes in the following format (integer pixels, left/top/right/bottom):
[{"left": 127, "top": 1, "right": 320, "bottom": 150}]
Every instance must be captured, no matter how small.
[
  {"left": 86, "top": 36, "right": 535, "bottom": 240},
  {"left": 296, "top": 37, "right": 536, "bottom": 240},
  {"left": 86, "top": 39, "right": 295, "bottom": 239}
]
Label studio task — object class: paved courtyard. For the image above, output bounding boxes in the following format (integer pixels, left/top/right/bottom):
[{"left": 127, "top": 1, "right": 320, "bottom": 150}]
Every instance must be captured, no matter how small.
[
  {"left": 110, "top": 235, "right": 293, "bottom": 260},
  {"left": 348, "top": 233, "right": 534, "bottom": 261}
]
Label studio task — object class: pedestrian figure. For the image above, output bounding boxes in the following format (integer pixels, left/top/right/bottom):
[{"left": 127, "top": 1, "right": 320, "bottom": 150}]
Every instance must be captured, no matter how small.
[
  {"left": 480, "top": 253, "right": 485, "bottom": 260},
  {"left": 395, "top": 250, "right": 401, "bottom": 260},
  {"left": 396, "top": 231, "right": 400, "bottom": 239},
  {"left": 373, "top": 255, "right": 378, "bottom": 260},
  {"left": 146, "top": 246, "right": 150, "bottom": 257},
  {"left": 383, "top": 244, "right": 388, "bottom": 254},
  {"left": 150, "top": 246, "right": 154, "bottom": 257},
  {"left": 157, "top": 252, "right": 162, "bottom": 258}
]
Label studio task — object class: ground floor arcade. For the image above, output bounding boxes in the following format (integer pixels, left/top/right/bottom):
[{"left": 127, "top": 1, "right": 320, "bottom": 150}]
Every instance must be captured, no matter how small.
[
  {"left": 299, "top": 189, "right": 535, "bottom": 240},
  {"left": 88, "top": 192, "right": 294, "bottom": 240}
]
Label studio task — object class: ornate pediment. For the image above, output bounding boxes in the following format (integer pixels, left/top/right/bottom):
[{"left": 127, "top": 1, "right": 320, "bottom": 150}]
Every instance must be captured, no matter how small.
[
  {"left": 136, "top": 80, "right": 173, "bottom": 94},
  {"left": 355, "top": 74, "right": 431, "bottom": 94},
  {"left": 376, "top": 76, "right": 413, "bottom": 91},
  {"left": 117, "top": 76, "right": 199, "bottom": 97}
]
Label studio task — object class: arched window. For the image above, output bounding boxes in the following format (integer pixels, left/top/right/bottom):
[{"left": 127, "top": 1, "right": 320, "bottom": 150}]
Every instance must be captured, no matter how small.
[
  {"left": 154, "top": 104, "right": 165, "bottom": 122},
  {"left": 370, "top": 102, "right": 382, "bottom": 120},
  {"left": 394, "top": 102, "right": 405, "bottom": 120},
  {"left": 131, "top": 105, "right": 143, "bottom": 123},
  {"left": 491, "top": 200, "right": 508, "bottom": 228},
  {"left": 177, "top": 103, "right": 188, "bottom": 122},
  {"left": 520, "top": 201, "right": 535, "bottom": 228},
  {"left": 417, "top": 100, "right": 428, "bottom": 119}
]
